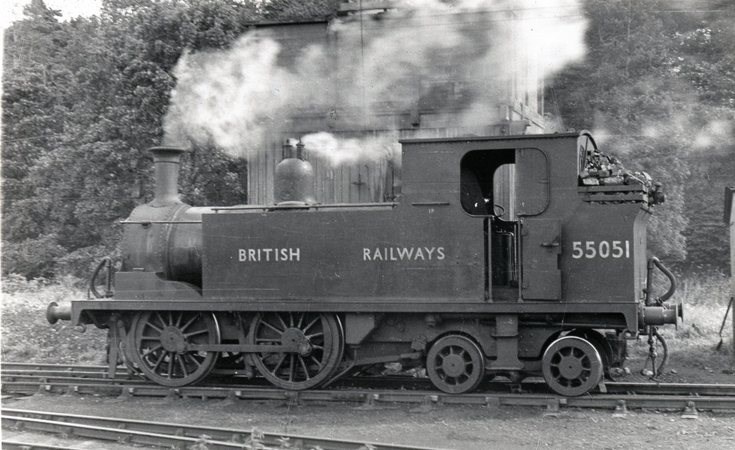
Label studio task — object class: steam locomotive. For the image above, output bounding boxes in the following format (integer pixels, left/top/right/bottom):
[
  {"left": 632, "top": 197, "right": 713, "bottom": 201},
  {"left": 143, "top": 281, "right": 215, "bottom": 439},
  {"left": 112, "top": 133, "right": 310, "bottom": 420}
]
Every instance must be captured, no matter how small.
[{"left": 47, "top": 131, "right": 681, "bottom": 396}]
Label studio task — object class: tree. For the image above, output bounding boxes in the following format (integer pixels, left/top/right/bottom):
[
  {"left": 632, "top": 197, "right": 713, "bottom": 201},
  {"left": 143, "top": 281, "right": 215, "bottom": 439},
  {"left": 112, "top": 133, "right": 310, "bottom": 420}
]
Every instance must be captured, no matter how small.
[
  {"left": 548, "top": 0, "right": 735, "bottom": 270},
  {"left": 2, "top": 0, "right": 255, "bottom": 279}
]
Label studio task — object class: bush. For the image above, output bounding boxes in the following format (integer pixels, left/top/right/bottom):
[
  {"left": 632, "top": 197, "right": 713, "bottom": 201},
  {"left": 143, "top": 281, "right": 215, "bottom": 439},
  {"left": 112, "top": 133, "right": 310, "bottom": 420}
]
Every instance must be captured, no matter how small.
[
  {"left": 638, "top": 274, "right": 735, "bottom": 371},
  {"left": 1, "top": 275, "right": 107, "bottom": 363}
]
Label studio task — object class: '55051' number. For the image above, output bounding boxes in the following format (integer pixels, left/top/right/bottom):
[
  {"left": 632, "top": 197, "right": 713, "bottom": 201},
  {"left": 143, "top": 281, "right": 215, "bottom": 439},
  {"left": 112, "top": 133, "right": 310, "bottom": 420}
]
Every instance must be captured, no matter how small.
[{"left": 571, "top": 240, "right": 630, "bottom": 259}]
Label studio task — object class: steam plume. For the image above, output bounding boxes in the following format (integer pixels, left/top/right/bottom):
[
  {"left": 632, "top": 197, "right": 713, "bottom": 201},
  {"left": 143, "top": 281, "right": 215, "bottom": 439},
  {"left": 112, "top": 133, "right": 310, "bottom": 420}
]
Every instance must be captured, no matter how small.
[{"left": 163, "top": 0, "right": 588, "bottom": 166}]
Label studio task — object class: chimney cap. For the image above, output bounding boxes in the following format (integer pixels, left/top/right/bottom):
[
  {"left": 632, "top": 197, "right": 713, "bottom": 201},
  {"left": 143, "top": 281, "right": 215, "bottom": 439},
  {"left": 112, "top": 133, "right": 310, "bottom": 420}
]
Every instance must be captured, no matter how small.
[
  {"left": 149, "top": 146, "right": 189, "bottom": 153},
  {"left": 148, "top": 146, "right": 189, "bottom": 162}
]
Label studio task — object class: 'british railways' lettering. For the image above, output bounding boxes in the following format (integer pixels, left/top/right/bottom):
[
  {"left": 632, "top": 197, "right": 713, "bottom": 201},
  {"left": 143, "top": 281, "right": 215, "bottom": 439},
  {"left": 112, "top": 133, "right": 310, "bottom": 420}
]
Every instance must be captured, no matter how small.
[
  {"left": 238, "top": 246, "right": 446, "bottom": 263},
  {"left": 363, "top": 247, "right": 445, "bottom": 261},
  {"left": 239, "top": 248, "right": 300, "bottom": 262}
]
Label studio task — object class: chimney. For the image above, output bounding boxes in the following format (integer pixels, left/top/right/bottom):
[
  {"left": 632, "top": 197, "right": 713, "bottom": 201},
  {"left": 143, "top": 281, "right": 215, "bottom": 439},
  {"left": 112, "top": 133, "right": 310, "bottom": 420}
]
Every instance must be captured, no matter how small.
[
  {"left": 274, "top": 140, "right": 315, "bottom": 205},
  {"left": 149, "top": 146, "right": 187, "bottom": 207}
]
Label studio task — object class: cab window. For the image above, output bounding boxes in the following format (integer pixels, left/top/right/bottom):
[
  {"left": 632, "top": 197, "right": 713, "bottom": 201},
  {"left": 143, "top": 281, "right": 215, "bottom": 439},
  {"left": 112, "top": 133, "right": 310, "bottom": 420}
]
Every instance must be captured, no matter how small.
[{"left": 460, "top": 149, "right": 515, "bottom": 216}]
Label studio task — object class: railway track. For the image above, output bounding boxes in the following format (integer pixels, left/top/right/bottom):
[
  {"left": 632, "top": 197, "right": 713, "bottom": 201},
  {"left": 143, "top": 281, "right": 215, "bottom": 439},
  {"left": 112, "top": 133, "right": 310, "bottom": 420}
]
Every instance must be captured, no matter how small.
[
  {"left": 2, "top": 408, "right": 436, "bottom": 450},
  {"left": 3, "top": 362, "right": 735, "bottom": 414}
]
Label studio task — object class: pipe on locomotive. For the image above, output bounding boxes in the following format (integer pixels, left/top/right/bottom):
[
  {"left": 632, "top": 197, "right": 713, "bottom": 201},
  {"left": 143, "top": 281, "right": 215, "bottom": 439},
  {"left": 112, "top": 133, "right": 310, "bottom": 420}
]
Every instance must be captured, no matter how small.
[{"left": 639, "top": 257, "right": 681, "bottom": 326}]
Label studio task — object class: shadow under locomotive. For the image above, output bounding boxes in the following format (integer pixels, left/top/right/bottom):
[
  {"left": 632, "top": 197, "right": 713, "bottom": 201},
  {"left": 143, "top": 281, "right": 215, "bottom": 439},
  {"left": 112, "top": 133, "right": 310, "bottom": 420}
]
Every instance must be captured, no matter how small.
[{"left": 47, "top": 131, "right": 682, "bottom": 396}]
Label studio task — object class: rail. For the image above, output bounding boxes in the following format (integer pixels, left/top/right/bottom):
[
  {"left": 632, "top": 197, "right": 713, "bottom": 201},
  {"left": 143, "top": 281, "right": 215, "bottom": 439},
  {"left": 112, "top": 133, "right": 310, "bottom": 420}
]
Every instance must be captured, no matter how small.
[
  {"left": 5, "top": 361, "right": 735, "bottom": 419},
  {"left": 4, "top": 362, "right": 735, "bottom": 401},
  {"left": 2, "top": 409, "right": 437, "bottom": 450}
]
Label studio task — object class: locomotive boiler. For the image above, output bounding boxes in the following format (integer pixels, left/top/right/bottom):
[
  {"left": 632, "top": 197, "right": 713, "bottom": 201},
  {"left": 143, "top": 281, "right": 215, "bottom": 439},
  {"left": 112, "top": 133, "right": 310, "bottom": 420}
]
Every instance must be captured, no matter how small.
[{"left": 47, "top": 131, "right": 681, "bottom": 396}]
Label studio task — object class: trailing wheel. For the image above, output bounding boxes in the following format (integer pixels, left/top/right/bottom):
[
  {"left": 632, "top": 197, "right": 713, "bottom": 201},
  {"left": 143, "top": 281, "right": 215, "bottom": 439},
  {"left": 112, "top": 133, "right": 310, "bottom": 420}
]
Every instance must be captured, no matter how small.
[
  {"left": 250, "top": 312, "right": 344, "bottom": 390},
  {"left": 568, "top": 329, "right": 616, "bottom": 379},
  {"left": 542, "top": 336, "right": 603, "bottom": 396},
  {"left": 129, "top": 311, "right": 220, "bottom": 387},
  {"left": 426, "top": 335, "right": 485, "bottom": 394}
]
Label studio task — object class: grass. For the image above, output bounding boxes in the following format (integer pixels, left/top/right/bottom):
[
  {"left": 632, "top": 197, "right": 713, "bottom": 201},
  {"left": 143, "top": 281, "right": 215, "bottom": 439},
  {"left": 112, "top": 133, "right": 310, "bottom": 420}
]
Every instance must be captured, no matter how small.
[
  {"left": 1, "top": 275, "right": 107, "bottom": 364},
  {"left": 628, "top": 273, "right": 735, "bottom": 377},
  {"left": 1, "top": 273, "right": 733, "bottom": 373}
]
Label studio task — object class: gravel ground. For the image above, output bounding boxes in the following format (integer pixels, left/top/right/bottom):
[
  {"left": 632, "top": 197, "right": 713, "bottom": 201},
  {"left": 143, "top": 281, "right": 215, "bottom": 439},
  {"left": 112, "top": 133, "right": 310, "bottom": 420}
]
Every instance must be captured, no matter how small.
[{"left": 4, "top": 390, "right": 735, "bottom": 450}]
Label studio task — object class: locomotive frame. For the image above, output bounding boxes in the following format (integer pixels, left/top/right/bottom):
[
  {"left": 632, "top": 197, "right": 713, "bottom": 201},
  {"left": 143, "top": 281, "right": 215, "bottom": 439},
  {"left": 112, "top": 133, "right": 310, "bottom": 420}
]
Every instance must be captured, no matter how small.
[{"left": 48, "top": 131, "right": 680, "bottom": 396}]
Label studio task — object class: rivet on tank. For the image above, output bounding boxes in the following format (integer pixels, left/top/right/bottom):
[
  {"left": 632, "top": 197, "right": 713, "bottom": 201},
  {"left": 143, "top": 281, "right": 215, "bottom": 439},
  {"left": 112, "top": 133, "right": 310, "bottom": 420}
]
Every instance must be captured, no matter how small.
[{"left": 274, "top": 139, "right": 315, "bottom": 205}]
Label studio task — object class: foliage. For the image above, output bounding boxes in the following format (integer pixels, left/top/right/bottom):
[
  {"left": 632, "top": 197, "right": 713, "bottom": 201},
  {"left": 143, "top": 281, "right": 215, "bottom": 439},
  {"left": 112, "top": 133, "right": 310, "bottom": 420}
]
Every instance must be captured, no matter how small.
[
  {"left": 2, "top": 0, "right": 255, "bottom": 279},
  {"left": 261, "top": 0, "right": 339, "bottom": 22},
  {"left": 1, "top": 275, "right": 107, "bottom": 363}
]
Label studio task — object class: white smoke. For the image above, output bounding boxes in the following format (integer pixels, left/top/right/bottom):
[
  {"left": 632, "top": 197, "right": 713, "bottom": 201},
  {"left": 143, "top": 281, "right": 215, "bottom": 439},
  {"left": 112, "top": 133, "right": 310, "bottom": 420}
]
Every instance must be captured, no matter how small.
[
  {"left": 693, "top": 119, "right": 734, "bottom": 150},
  {"left": 301, "top": 132, "right": 400, "bottom": 166},
  {"left": 163, "top": 0, "right": 588, "bottom": 165}
]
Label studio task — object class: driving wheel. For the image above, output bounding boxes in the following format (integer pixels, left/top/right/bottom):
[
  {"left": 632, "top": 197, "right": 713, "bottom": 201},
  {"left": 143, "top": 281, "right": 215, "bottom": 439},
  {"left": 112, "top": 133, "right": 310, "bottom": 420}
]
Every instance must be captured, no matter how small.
[
  {"left": 426, "top": 335, "right": 485, "bottom": 394},
  {"left": 250, "top": 312, "right": 344, "bottom": 390},
  {"left": 542, "top": 336, "right": 603, "bottom": 396},
  {"left": 129, "top": 311, "right": 220, "bottom": 387}
]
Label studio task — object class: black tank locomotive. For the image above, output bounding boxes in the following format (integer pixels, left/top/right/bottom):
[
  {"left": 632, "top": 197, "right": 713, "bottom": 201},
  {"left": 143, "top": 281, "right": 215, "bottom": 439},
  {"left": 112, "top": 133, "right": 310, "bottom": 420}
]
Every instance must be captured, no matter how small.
[{"left": 47, "top": 132, "right": 681, "bottom": 396}]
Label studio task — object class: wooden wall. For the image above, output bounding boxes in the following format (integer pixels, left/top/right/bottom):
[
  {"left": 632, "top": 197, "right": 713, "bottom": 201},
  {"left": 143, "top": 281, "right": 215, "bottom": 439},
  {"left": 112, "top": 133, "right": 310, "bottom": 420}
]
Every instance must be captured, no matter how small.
[{"left": 247, "top": 11, "right": 544, "bottom": 205}]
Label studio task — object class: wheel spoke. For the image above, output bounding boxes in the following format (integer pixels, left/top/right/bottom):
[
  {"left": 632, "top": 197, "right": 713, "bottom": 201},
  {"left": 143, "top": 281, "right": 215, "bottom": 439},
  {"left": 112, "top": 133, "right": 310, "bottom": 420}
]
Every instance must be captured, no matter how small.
[
  {"left": 174, "top": 312, "right": 183, "bottom": 328},
  {"left": 309, "top": 355, "right": 323, "bottom": 369},
  {"left": 183, "top": 353, "right": 203, "bottom": 369},
  {"left": 296, "top": 312, "right": 305, "bottom": 329},
  {"left": 271, "top": 353, "right": 287, "bottom": 375},
  {"left": 145, "top": 322, "right": 163, "bottom": 333},
  {"left": 305, "top": 332, "right": 324, "bottom": 340},
  {"left": 298, "top": 356, "right": 311, "bottom": 380},
  {"left": 177, "top": 354, "right": 189, "bottom": 377},
  {"left": 302, "top": 316, "right": 320, "bottom": 334},
  {"left": 184, "top": 329, "right": 209, "bottom": 339},
  {"left": 180, "top": 314, "right": 199, "bottom": 333},
  {"left": 144, "top": 344, "right": 163, "bottom": 355},
  {"left": 155, "top": 312, "right": 167, "bottom": 328},
  {"left": 276, "top": 314, "right": 289, "bottom": 331},
  {"left": 151, "top": 351, "right": 167, "bottom": 372},
  {"left": 288, "top": 354, "right": 295, "bottom": 381},
  {"left": 261, "top": 319, "right": 285, "bottom": 334},
  {"left": 166, "top": 355, "right": 174, "bottom": 379}
]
